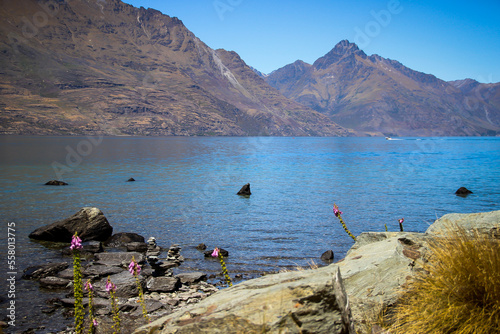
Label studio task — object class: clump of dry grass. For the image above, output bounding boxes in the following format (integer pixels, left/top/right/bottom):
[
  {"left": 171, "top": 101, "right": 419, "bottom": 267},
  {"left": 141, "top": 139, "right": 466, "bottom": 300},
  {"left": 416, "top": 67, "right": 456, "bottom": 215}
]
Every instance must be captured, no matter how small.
[{"left": 388, "top": 226, "right": 500, "bottom": 334}]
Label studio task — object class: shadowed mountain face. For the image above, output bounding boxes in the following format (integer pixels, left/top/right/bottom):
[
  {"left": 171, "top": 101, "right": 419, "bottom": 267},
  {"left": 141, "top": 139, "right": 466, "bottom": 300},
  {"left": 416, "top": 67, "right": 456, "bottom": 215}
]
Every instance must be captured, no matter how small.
[
  {"left": 266, "top": 40, "right": 500, "bottom": 136},
  {"left": 0, "top": 0, "right": 349, "bottom": 136}
]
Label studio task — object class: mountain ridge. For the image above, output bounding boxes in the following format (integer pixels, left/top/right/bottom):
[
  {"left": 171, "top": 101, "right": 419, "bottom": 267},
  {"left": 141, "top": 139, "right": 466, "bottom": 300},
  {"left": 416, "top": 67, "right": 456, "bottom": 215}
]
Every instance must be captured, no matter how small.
[
  {"left": 0, "top": 0, "right": 348, "bottom": 136},
  {"left": 265, "top": 40, "right": 500, "bottom": 136}
]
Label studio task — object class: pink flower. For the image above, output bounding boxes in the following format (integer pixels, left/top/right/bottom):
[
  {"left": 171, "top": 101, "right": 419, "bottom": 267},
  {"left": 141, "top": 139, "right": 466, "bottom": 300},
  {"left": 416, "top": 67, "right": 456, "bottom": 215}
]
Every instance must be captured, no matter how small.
[
  {"left": 92, "top": 319, "right": 98, "bottom": 327},
  {"left": 70, "top": 233, "right": 83, "bottom": 250},
  {"left": 105, "top": 279, "right": 116, "bottom": 293},
  {"left": 85, "top": 280, "right": 93, "bottom": 291},
  {"left": 211, "top": 247, "right": 219, "bottom": 257},
  {"left": 333, "top": 204, "right": 342, "bottom": 217},
  {"left": 128, "top": 260, "right": 135, "bottom": 274},
  {"left": 128, "top": 259, "right": 141, "bottom": 275}
]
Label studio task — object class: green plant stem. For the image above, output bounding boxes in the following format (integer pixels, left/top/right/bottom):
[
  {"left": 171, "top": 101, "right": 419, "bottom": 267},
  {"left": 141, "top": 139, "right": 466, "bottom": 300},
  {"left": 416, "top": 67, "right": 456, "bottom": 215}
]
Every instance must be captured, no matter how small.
[
  {"left": 109, "top": 289, "right": 121, "bottom": 334},
  {"left": 338, "top": 215, "right": 357, "bottom": 241},
  {"left": 135, "top": 274, "right": 150, "bottom": 323},
  {"left": 87, "top": 282, "right": 96, "bottom": 334},
  {"left": 73, "top": 250, "right": 84, "bottom": 334},
  {"left": 218, "top": 253, "right": 233, "bottom": 287}
]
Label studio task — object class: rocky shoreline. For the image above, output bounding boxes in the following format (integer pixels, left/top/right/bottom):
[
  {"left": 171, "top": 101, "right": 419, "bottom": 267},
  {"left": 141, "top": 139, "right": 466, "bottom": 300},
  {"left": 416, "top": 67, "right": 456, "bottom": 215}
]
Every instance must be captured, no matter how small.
[
  {"left": 133, "top": 210, "right": 500, "bottom": 334},
  {"left": 9, "top": 209, "right": 500, "bottom": 334},
  {"left": 12, "top": 208, "right": 233, "bottom": 334}
]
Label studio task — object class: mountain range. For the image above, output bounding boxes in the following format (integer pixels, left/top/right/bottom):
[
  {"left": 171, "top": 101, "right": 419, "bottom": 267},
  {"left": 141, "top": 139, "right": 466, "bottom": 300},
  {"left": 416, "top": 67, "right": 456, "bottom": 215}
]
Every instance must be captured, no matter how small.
[
  {"left": 0, "top": 0, "right": 347, "bottom": 136},
  {"left": 265, "top": 40, "right": 500, "bottom": 136},
  {"left": 1, "top": 0, "right": 499, "bottom": 136}
]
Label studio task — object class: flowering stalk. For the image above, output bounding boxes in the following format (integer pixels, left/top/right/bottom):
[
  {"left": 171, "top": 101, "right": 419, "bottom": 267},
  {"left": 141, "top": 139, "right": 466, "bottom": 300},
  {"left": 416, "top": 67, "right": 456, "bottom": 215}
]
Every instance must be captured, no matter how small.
[
  {"left": 106, "top": 277, "right": 121, "bottom": 334},
  {"left": 85, "top": 280, "right": 97, "bottom": 334},
  {"left": 129, "top": 257, "right": 149, "bottom": 323},
  {"left": 211, "top": 248, "right": 232, "bottom": 287},
  {"left": 398, "top": 218, "right": 404, "bottom": 232},
  {"left": 71, "top": 233, "right": 84, "bottom": 334},
  {"left": 333, "top": 204, "right": 356, "bottom": 241}
]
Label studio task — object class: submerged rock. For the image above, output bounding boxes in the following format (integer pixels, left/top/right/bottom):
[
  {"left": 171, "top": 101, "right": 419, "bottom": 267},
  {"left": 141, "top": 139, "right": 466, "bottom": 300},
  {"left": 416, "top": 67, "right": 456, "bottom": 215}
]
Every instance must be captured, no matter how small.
[
  {"left": 45, "top": 180, "right": 68, "bottom": 186},
  {"left": 237, "top": 183, "right": 251, "bottom": 196},
  {"left": 29, "top": 207, "right": 113, "bottom": 242},
  {"left": 195, "top": 243, "right": 207, "bottom": 251},
  {"left": 455, "top": 186, "right": 473, "bottom": 196},
  {"left": 127, "top": 177, "right": 136, "bottom": 182}
]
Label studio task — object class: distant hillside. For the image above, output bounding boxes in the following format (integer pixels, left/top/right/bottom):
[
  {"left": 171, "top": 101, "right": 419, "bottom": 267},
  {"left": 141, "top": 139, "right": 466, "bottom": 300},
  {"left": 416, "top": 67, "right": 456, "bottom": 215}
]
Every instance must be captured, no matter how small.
[
  {"left": 266, "top": 40, "right": 500, "bottom": 136},
  {"left": 0, "top": 0, "right": 348, "bottom": 136}
]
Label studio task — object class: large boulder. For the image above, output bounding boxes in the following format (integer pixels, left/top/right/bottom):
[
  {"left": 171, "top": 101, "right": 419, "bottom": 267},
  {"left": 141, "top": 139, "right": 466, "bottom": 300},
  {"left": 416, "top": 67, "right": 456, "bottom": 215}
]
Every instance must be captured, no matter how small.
[
  {"left": 338, "top": 231, "right": 432, "bottom": 330},
  {"left": 134, "top": 266, "right": 355, "bottom": 334},
  {"left": 29, "top": 207, "right": 112, "bottom": 242},
  {"left": 425, "top": 210, "right": 500, "bottom": 237}
]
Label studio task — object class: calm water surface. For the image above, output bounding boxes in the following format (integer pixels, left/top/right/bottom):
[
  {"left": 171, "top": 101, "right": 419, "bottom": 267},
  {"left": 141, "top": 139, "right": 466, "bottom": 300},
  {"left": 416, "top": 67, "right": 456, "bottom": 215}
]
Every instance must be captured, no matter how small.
[{"left": 0, "top": 136, "right": 499, "bottom": 332}]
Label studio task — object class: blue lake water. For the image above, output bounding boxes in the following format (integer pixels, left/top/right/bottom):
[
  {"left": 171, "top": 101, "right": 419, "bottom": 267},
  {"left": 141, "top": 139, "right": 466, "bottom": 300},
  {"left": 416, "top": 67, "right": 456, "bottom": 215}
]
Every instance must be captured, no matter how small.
[{"left": 0, "top": 135, "right": 499, "bottom": 331}]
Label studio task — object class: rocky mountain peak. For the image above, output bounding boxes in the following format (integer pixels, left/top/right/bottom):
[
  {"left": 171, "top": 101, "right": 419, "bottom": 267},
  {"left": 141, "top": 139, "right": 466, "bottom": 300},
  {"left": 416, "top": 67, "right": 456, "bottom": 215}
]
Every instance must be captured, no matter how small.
[{"left": 313, "top": 40, "right": 366, "bottom": 70}]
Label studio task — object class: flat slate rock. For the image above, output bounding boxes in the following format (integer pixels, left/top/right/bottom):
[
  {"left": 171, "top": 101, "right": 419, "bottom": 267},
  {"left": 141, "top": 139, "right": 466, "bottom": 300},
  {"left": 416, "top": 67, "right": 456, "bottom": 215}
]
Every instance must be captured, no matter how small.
[
  {"left": 39, "top": 276, "right": 71, "bottom": 289},
  {"left": 83, "top": 265, "right": 124, "bottom": 278},
  {"left": 94, "top": 251, "right": 145, "bottom": 266},
  {"left": 147, "top": 276, "right": 181, "bottom": 293},
  {"left": 175, "top": 272, "right": 207, "bottom": 285},
  {"left": 23, "top": 262, "right": 69, "bottom": 280}
]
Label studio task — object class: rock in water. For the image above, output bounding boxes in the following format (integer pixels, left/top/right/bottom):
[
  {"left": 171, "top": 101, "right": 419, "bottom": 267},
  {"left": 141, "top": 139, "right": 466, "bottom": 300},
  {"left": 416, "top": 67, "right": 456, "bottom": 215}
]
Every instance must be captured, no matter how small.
[
  {"left": 127, "top": 177, "right": 135, "bottom": 182},
  {"left": 237, "top": 183, "right": 251, "bottom": 196},
  {"left": 105, "top": 232, "right": 145, "bottom": 247},
  {"left": 196, "top": 243, "right": 207, "bottom": 251},
  {"left": 204, "top": 248, "right": 229, "bottom": 257},
  {"left": 29, "top": 207, "right": 113, "bottom": 242},
  {"left": 45, "top": 180, "right": 68, "bottom": 186},
  {"left": 455, "top": 187, "right": 473, "bottom": 196},
  {"left": 22, "top": 262, "right": 69, "bottom": 280},
  {"left": 321, "top": 250, "right": 334, "bottom": 261}
]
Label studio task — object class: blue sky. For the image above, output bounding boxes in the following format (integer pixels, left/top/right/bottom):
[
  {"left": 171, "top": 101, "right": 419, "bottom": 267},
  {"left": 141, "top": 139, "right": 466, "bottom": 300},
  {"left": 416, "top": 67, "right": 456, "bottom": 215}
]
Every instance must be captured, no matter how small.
[{"left": 123, "top": 0, "right": 500, "bottom": 83}]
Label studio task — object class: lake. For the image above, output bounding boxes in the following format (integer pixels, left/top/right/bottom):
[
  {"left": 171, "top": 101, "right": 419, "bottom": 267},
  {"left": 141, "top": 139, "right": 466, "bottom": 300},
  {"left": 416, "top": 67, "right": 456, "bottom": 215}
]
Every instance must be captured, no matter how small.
[{"left": 0, "top": 135, "right": 499, "bottom": 332}]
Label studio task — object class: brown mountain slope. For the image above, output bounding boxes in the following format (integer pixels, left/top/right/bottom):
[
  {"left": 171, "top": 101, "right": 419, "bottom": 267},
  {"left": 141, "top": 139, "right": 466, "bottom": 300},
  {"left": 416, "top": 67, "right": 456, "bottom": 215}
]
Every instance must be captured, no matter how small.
[
  {"left": 0, "top": 0, "right": 348, "bottom": 136},
  {"left": 266, "top": 40, "right": 500, "bottom": 136}
]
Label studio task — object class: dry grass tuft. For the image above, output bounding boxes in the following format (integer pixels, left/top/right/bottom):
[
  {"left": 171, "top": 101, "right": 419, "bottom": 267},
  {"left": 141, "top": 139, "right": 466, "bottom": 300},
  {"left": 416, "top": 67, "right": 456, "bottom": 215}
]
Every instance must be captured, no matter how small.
[{"left": 388, "top": 226, "right": 500, "bottom": 334}]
